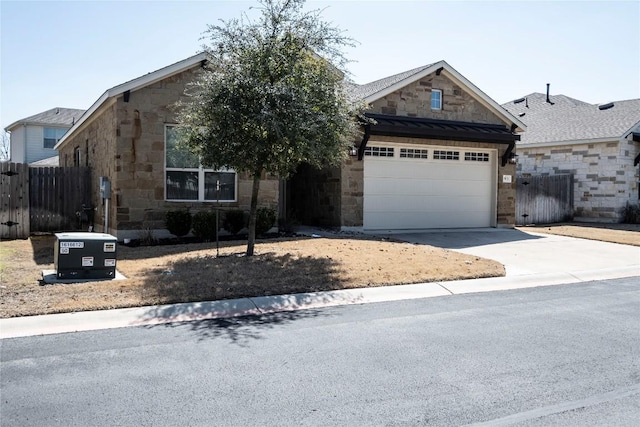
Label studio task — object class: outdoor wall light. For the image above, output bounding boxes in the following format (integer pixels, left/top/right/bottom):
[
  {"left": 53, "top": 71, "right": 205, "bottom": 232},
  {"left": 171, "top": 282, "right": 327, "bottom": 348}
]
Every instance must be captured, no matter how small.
[
  {"left": 508, "top": 152, "right": 518, "bottom": 164},
  {"left": 348, "top": 146, "right": 358, "bottom": 156}
]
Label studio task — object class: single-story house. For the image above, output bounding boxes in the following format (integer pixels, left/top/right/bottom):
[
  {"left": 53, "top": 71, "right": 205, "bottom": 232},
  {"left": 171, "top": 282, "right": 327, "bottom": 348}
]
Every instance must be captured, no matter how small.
[
  {"left": 4, "top": 107, "right": 86, "bottom": 165},
  {"left": 502, "top": 92, "right": 640, "bottom": 222},
  {"left": 55, "top": 52, "right": 525, "bottom": 239}
]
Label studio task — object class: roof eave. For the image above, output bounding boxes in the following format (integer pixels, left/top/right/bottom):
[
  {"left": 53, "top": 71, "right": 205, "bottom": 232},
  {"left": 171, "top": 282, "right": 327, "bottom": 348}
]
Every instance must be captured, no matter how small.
[
  {"left": 363, "top": 61, "right": 526, "bottom": 133},
  {"left": 363, "top": 61, "right": 445, "bottom": 105},
  {"left": 55, "top": 52, "right": 208, "bottom": 150},
  {"left": 439, "top": 64, "right": 527, "bottom": 132},
  {"left": 5, "top": 120, "right": 76, "bottom": 132}
]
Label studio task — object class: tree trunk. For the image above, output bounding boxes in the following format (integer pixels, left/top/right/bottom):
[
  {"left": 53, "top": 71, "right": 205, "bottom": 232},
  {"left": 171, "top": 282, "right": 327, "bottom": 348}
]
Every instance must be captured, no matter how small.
[{"left": 246, "top": 172, "right": 262, "bottom": 256}]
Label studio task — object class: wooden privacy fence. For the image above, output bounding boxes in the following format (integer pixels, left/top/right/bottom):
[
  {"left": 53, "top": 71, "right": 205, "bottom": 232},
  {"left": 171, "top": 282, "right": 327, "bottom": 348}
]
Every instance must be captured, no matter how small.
[
  {"left": 516, "top": 174, "right": 574, "bottom": 226},
  {"left": 1, "top": 162, "right": 92, "bottom": 239}
]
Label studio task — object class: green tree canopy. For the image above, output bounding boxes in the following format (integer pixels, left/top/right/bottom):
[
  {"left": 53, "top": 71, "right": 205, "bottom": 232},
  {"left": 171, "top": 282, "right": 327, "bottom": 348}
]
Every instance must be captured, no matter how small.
[{"left": 176, "top": 0, "right": 365, "bottom": 255}]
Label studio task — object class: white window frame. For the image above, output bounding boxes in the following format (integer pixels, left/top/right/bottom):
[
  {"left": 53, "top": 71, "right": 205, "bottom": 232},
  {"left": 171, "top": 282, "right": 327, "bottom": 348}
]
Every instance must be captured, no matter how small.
[
  {"left": 431, "top": 89, "right": 442, "bottom": 110},
  {"left": 164, "top": 124, "right": 237, "bottom": 202}
]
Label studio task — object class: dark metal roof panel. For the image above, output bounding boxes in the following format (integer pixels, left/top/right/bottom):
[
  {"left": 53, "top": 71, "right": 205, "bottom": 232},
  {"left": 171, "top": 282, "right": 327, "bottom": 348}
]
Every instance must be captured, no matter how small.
[{"left": 365, "top": 113, "right": 519, "bottom": 144}]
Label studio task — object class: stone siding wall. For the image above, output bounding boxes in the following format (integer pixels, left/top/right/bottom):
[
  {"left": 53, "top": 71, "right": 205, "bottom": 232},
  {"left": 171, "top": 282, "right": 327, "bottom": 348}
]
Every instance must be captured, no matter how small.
[
  {"left": 61, "top": 66, "right": 278, "bottom": 238},
  {"left": 58, "top": 102, "right": 118, "bottom": 233},
  {"left": 340, "top": 157, "right": 364, "bottom": 227},
  {"left": 369, "top": 72, "right": 504, "bottom": 125},
  {"left": 517, "top": 136, "right": 639, "bottom": 221},
  {"left": 113, "top": 67, "right": 278, "bottom": 238}
]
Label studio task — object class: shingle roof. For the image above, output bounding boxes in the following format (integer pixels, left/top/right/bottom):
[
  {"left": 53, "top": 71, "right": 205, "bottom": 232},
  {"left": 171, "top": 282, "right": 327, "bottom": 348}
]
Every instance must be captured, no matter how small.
[
  {"left": 29, "top": 155, "right": 59, "bottom": 166},
  {"left": 5, "top": 107, "right": 86, "bottom": 131},
  {"left": 57, "top": 52, "right": 208, "bottom": 150},
  {"left": 345, "top": 63, "right": 437, "bottom": 101},
  {"left": 502, "top": 94, "right": 640, "bottom": 144}
]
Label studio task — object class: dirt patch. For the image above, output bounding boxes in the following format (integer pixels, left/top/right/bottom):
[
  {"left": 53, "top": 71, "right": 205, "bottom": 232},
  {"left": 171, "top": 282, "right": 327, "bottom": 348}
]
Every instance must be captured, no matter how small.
[
  {"left": 517, "top": 223, "right": 640, "bottom": 247},
  {"left": 0, "top": 234, "right": 503, "bottom": 318}
]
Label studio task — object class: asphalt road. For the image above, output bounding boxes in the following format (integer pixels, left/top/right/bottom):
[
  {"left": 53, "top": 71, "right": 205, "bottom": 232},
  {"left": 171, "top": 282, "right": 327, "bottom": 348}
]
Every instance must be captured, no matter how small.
[{"left": 2, "top": 278, "right": 639, "bottom": 426}]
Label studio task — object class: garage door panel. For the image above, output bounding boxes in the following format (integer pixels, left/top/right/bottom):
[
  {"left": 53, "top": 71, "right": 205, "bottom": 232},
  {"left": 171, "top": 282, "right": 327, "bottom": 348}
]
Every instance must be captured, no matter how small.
[
  {"left": 363, "top": 145, "right": 495, "bottom": 230},
  {"left": 365, "top": 210, "right": 491, "bottom": 230},
  {"left": 366, "top": 195, "right": 492, "bottom": 212},
  {"left": 365, "top": 179, "right": 491, "bottom": 198},
  {"left": 365, "top": 161, "right": 459, "bottom": 180}
]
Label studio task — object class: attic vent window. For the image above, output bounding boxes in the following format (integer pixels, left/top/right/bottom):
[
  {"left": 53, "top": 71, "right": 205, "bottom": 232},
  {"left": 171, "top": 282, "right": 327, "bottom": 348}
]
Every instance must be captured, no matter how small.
[
  {"left": 598, "top": 102, "right": 614, "bottom": 110},
  {"left": 431, "top": 89, "right": 442, "bottom": 110},
  {"left": 513, "top": 98, "right": 525, "bottom": 104}
]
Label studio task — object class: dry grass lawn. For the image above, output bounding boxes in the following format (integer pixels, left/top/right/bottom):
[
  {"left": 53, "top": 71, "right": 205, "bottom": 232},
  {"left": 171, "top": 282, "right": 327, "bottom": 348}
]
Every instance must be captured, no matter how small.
[
  {"left": 0, "top": 234, "right": 503, "bottom": 318},
  {"left": 2, "top": 223, "right": 637, "bottom": 319},
  {"left": 518, "top": 222, "right": 640, "bottom": 247}
]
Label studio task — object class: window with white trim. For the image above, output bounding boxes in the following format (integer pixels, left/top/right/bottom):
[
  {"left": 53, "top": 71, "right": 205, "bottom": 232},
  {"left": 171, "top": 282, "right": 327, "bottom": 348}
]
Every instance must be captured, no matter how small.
[
  {"left": 431, "top": 89, "right": 442, "bottom": 110},
  {"left": 43, "top": 127, "right": 67, "bottom": 149},
  {"left": 433, "top": 150, "right": 459, "bottom": 160},
  {"left": 364, "top": 146, "right": 394, "bottom": 157},
  {"left": 400, "top": 148, "right": 429, "bottom": 159},
  {"left": 165, "top": 125, "right": 237, "bottom": 201},
  {"left": 464, "top": 152, "right": 490, "bottom": 162}
]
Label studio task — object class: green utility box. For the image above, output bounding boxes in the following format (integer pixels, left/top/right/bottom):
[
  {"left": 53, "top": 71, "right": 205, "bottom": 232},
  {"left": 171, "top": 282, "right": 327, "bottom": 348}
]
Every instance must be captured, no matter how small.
[{"left": 54, "top": 232, "right": 118, "bottom": 280}]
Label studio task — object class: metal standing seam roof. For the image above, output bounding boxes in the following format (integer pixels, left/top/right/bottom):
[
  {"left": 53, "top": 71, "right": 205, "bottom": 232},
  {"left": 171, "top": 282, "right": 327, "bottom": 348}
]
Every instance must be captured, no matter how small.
[
  {"left": 365, "top": 113, "right": 519, "bottom": 144},
  {"left": 4, "top": 107, "right": 86, "bottom": 131},
  {"left": 502, "top": 93, "right": 640, "bottom": 144}
]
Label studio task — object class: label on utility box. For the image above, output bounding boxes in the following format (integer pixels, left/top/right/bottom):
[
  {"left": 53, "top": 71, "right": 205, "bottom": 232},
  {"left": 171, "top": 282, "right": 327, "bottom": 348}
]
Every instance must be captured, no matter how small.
[
  {"left": 60, "top": 241, "right": 84, "bottom": 249},
  {"left": 60, "top": 247, "right": 70, "bottom": 254},
  {"left": 104, "top": 242, "right": 116, "bottom": 252},
  {"left": 104, "top": 259, "right": 116, "bottom": 267},
  {"left": 82, "top": 257, "right": 94, "bottom": 267}
]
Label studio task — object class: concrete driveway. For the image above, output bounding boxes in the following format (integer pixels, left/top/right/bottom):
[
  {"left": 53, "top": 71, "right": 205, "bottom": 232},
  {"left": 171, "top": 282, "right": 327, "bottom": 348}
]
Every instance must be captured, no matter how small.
[{"left": 393, "top": 228, "right": 639, "bottom": 280}]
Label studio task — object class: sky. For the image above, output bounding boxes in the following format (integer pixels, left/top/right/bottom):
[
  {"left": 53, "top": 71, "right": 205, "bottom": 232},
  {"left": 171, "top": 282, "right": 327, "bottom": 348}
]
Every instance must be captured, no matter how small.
[{"left": 1, "top": 0, "right": 639, "bottom": 133}]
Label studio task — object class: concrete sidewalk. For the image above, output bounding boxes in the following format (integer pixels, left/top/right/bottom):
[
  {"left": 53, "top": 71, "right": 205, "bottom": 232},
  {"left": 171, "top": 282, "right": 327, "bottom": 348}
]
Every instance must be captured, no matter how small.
[{"left": 1, "top": 229, "right": 638, "bottom": 339}]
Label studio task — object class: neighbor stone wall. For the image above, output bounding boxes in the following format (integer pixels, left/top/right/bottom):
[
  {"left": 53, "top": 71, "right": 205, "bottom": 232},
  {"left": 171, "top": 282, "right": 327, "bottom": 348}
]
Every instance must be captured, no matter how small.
[
  {"left": 368, "top": 72, "right": 504, "bottom": 125},
  {"left": 517, "top": 136, "right": 639, "bottom": 222}
]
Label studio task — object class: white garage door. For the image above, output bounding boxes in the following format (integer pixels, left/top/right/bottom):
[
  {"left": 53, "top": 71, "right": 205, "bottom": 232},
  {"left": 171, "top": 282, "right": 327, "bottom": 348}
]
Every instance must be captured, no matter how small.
[{"left": 363, "top": 144, "right": 496, "bottom": 230}]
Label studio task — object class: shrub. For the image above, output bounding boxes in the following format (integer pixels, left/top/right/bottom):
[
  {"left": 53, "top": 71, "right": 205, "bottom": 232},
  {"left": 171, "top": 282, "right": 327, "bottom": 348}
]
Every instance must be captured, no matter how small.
[
  {"left": 255, "top": 207, "right": 277, "bottom": 236},
  {"left": 136, "top": 228, "right": 157, "bottom": 246},
  {"left": 622, "top": 202, "right": 640, "bottom": 224},
  {"left": 166, "top": 210, "right": 192, "bottom": 237},
  {"left": 192, "top": 211, "right": 218, "bottom": 241},
  {"left": 223, "top": 209, "right": 246, "bottom": 235}
]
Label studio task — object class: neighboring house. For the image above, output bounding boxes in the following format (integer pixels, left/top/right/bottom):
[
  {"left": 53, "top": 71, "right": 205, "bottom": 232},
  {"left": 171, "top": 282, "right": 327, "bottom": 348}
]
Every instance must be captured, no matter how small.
[
  {"left": 56, "top": 53, "right": 524, "bottom": 239},
  {"left": 4, "top": 107, "right": 85, "bottom": 165},
  {"left": 502, "top": 92, "right": 640, "bottom": 222}
]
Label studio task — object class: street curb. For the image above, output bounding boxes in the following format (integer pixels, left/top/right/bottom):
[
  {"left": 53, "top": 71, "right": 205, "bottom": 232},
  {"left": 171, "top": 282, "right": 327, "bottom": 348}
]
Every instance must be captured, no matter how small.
[{"left": 1, "top": 266, "right": 637, "bottom": 340}]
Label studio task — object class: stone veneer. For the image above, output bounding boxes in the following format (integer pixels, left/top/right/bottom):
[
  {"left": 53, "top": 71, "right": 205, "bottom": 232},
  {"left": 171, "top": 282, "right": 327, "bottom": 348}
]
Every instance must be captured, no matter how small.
[
  {"left": 517, "top": 135, "right": 639, "bottom": 222},
  {"left": 369, "top": 72, "right": 504, "bottom": 125},
  {"left": 59, "top": 67, "right": 279, "bottom": 238},
  {"left": 333, "top": 71, "right": 518, "bottom": 229}
]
